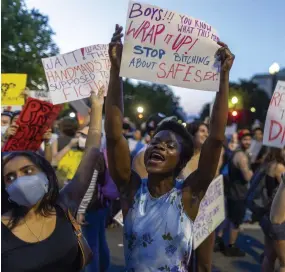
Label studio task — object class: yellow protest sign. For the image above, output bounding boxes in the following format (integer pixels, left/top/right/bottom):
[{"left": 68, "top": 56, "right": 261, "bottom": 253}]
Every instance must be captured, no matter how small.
[
  {"left": 1, "top": 74, "right": 27, "bottom": 105},
  {"left": 57, "top": 150, "right": 83, "bottom": 181}
]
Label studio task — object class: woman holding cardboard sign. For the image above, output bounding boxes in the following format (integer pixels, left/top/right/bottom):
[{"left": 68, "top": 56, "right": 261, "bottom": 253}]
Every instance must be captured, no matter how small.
[{"left": 105, "top": 24, "right": 234, "bottom": 270}]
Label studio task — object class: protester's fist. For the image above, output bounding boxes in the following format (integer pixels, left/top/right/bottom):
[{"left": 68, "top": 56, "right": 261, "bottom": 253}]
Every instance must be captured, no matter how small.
[
  {"left": 43, "top": 129, "right": 52, "bottom": 143},
  {"left": 216, "top": 42, "right": 235, "bottom": 73},
  {"left": 109, "top": 24, "right": 123, "bottom": 70},
  {"left": 77, "top": 213, "right": 88, "bottom": 225},
  {"left": 90, "top": 87, "right": 104, "bottom": 107},
  {"left": 68, "top": 137, "right": 79, "bottom": 148},
  {"left": 4, "top": 125, "right": 18, "bottom": 139}
]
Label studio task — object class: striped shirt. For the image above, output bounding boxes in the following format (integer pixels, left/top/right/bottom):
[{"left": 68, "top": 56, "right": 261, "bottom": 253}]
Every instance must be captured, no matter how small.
[{"left": 78, "top": 170, "right": 99, "bottom": 214}]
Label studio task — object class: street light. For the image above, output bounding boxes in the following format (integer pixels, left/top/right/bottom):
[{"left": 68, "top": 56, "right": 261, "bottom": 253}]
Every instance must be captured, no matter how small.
[
  {"left": 137, "top": 106, "right": 144, "bottom": 114},
  {"left": 269, "top": 62, "right": 280, "bottom": 94},
  {"left": 231, "top": 96, "right": 238, "bottom": 105},
  {"left": 232, "top": 110, "right": 238, "bottom": 117},
  {"left": 250, "top": 107, "right": 256, "bottom": 113},
  {"left": 69, "top": 112, "right": 76, "bottom": 118},
  {"left": 269, "top": 62, "right": 280, "bottom": 75}
]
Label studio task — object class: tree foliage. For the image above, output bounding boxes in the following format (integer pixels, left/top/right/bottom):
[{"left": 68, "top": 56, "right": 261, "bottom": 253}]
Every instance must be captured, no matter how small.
[
  {"left": 1, "top": 0, "right": 59, "bottom": 88},
  {"left": 123, "top": 79, "right": 183, "bottom": 124},
  {"left": 199, "top": 79, "right": 270, "bottom": 127}
]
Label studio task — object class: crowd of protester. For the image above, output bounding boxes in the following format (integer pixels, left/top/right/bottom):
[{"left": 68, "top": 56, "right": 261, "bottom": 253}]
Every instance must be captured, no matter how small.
[{"left": 1, "top": 24, "right": 285, "bottom": 272}]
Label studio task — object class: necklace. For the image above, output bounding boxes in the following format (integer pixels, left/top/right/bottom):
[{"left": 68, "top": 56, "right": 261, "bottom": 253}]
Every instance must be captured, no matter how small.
[{"left": 24, "top": 217, "right": 46, "bottom": 242}]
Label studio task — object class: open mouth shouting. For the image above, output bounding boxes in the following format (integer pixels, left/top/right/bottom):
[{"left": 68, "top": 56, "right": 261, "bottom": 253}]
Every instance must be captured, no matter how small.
[{"left": 148, "top": 151, "right": 165, "bottom": 164}]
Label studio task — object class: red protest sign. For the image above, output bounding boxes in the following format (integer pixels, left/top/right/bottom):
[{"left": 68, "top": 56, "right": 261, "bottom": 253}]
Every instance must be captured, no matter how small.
[{"left": 2, "top": 98, "right": 62, "bottom": 151}]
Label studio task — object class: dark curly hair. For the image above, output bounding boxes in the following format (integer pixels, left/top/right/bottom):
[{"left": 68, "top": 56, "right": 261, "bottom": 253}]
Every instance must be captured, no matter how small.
[
  {"left": 2, "top": 151, "right": 59, "bottom": 229},
  {"left": 154, "top": 120, "right": 194, "bottom": 175},
  {"left": 186, "top": 121, "right": 209, "bottom": 137}
]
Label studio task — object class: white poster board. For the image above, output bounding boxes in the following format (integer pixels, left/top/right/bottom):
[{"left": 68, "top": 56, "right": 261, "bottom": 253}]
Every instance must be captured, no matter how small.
[
  {"left": 193, "top": 175, "right": 225, "bottom": 249},
  {"left": 29, "top": 90, "right": 51, "bottom": 102},
  {"left": 42, "top": 44, "right": 110, "bottom": 105},
  {"left": 263, "top": 81, "right": 285, "bottom": 148},
  {"left": 120, "top": 1, "right": 221, "bottom": 92}
]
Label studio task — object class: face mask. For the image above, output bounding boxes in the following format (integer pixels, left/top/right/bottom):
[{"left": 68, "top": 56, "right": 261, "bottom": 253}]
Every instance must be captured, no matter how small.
[
  {"left": 78, "top": 136, "right": 86, "bottom": 149},
  {"left": 1, "top": 125, "right": 8, "bottom": 135},
  {"left": 6, "top": 172, "right": 49, "bottom": 207}
]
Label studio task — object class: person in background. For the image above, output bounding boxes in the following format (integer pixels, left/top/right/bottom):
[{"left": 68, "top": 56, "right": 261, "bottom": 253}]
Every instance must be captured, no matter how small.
[
  {"left": 10, "top": 110, "right": 21, "bottom": 125},
  {"left": 228, "top": 132, "right": 239, "bottom": 151},
  {"left": 122, "top": 122, "right": 133, "bottom": 139},
  {"left": 183, "top": 121, "right": 224, "bottom": 272},
  {"left": 105, "top": 24, "right": 233, "bottom": 270},
  {"left": 217, "top": 130, "right": 253, "bottom": 257},
  {"left": 250, "top": 127, "right": 268, "bottom": 172},
  {"left": 259, "top": 148, "right": 285, "bottom": 271},
  {"left": 1, "top": 111, "right": 21, "bottom": 148},
  {"left": 52, "top": 117, "right": 79, "bottom": 158},
  {"left": 53, "top": 126, "right": 85, "bottom": 188},
  {"left": 270, "top": 174, "right": 285, "bottom": 272},
  {"left": 1, "top": 111, "right": 13, "bottom": 136},
  {"left": 1, "top": 147, "right": 101, "bottom": 271}
]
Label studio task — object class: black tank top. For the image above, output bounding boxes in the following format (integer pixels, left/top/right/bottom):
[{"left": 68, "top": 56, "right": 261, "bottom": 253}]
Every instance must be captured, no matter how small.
[
  {"left": 228, "top": 149, "right": 251, "bottom": 200},
  {"left": 265, "top": 175, "right": 279, "bottom": 206},
  {"left": 1, "top": 206, "right": 79, "bottom": 272}
]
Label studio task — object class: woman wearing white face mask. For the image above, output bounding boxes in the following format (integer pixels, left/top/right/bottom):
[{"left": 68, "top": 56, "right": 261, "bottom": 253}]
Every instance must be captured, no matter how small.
[
  {"left": 1, "top": 111, "right": 13, "bottom": 136},
  {"left": 1, "top": 147, "right": 101, "bottom": 271}
]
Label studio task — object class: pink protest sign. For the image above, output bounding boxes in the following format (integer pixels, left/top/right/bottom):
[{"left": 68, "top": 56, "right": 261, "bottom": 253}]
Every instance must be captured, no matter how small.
[
  {"left": 120, "top": 2, "right": 221, "bottom": 92},
  {"left": 263, "top": 81, "right": 285, "bottom": 148},
  {"left": 42, "top": 44, "right": 110, "bottom": 105}
]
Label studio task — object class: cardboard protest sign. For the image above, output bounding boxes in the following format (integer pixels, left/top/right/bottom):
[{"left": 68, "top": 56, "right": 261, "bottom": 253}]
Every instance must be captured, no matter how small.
[
  {"left": 263, "top": 81, "right": 285, "bottom": 148},
  {"left": 120, "top": 2, "right": 220, "bottom": 92},
  {"left": 42, "top": 44, "right": 110, "bottom": 105},
  {"left": 1, "top": 74, "right": 27, "bottom": 105},
  {"left": 57, "top": 150, "right": 84, "bottom": 180},
  {"left": 2, "top": 98, "right": 61, "bottom": 152},
  {"left": 29, "top": 90, "right": 51, "bottom": 102},
  {"left": 193, "top": 175, "right": 225, "bottom": 249}
]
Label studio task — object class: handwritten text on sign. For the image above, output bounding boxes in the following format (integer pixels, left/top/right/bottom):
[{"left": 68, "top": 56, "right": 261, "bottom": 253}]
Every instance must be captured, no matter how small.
[
  {"left": 2, "top": 98, "right": 61, "bottom": 152},
  {"left": 1, "top": 74, "right": 27, "bottom": 106},
  {"left": 42, "top": 44, "right": 110, "bottom": 105},
  {"left": 194, "top": 175, "right": 225, "bottom": 249},
  {"left": 263, "top": 81, "right": 285, "bottom": 148},
  {"left": 120, "top": 2, "right": 221, "bottom": 92}
]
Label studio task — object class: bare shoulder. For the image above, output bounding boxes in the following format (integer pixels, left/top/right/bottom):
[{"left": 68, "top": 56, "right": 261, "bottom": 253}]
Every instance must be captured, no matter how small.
[{"left": 276, "top": 163, "right": 285, "bottom": 172}]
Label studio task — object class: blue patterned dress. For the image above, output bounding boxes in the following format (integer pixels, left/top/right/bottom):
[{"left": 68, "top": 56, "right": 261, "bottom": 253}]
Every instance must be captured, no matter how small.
[{"left": 123, "top": 178, "right": 194, "bottom": 271}]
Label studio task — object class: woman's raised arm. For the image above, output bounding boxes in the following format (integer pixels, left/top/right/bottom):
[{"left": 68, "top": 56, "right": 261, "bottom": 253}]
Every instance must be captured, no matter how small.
[
  {"left": 105, "top": 25, "right": 132, "bottom": 193},
  {"left": 186, "top": 42, "right": 234, "bottom": 193}
]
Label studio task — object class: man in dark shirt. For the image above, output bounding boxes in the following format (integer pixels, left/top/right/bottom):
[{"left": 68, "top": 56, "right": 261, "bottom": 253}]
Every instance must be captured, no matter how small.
[{"left": 223, "top": 130, "right": 253, "bottom": 257}]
